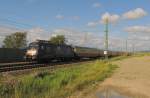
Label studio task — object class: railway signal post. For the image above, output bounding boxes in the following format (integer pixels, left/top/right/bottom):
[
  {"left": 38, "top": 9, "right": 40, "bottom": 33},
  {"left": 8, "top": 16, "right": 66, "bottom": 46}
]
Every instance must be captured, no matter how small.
[{"left": 104, "top": 18, "right": 109, "bottom": 60}]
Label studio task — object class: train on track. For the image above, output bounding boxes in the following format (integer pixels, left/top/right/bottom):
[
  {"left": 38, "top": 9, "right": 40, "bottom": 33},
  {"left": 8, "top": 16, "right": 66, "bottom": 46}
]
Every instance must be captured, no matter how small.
[{"left": 25, "top": 40, "right": 127, "bottom": 62}]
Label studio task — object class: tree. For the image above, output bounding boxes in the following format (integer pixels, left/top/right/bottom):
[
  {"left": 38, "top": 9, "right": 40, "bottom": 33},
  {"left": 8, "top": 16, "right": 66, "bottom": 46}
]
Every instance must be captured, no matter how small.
[
  {"left": 3, "top": 32, "right": 27, "bottom": 48},
  {"left": 49, "top": 35, "right": 67, "bottom": 45}
]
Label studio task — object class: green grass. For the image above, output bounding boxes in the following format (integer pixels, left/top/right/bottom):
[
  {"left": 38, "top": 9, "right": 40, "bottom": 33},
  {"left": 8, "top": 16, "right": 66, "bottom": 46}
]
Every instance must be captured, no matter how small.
[
  {"left": 132, "top": 52, "right": 150, "bottom": 57},
  {"left": 109, "top": 52, "right": 150, "bottom": 61},
  {"left": 0, "top": 60, "right": 117, "bottom": 98},
  {"left": 109, "top": 55, "right": 131, "bottom": 61}
]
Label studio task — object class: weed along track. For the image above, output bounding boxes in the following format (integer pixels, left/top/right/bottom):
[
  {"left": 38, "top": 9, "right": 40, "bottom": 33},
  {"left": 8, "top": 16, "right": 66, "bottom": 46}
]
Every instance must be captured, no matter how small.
[{"left": 0, "top": 59, "right": 117, "bottom": 98}]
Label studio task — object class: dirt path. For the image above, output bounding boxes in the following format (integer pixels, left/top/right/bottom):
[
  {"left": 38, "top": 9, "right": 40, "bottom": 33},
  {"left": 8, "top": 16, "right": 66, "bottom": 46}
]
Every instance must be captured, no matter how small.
[
  {"left": 104, "top": 56, "right": 150, "bottom": 97},
  {"left": 70, "top": 56, "right": 150, "bottom": 98}
]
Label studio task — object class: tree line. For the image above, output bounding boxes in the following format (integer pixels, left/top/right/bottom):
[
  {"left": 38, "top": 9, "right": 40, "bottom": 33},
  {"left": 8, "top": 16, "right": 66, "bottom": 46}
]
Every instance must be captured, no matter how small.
[{"left": 2, "top": 32, "right": 67, "bottom": 48}]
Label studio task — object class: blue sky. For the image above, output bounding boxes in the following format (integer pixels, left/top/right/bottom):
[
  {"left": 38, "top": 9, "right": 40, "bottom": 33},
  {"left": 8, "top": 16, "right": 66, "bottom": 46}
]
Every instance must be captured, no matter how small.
[
  {"left": 0, "top": 0, "right": 150, "bottom": 50},
  {"left": 0, "top": 0, "right": 149, "bottom": 29}
]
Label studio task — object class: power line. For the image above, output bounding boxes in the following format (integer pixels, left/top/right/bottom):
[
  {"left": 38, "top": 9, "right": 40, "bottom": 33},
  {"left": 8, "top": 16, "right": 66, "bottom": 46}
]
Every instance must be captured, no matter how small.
[
  {"left": 0, "top": 17, "right": 51, "bottom": 33},
  {"left": 127, "top": 38, "right": 150, "bottom": 42},
  {"left": 0, "top": 18, "right": 34, "bottom": 28}
]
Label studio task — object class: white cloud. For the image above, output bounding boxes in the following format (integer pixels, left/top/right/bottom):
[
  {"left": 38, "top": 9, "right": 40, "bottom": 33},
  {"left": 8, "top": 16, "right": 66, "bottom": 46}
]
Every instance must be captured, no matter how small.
[
  {"left": 0, "top": 25, "right": 25, "bottom": 47},
  {"left": 52, "top": 28, "right": 104, "bottom": 48},
  {"left": 27, "top": 27, "right": 50, "bottom": 42},
  {"left": 124, "top": 25, "right": 150, "bottom": 51},
  {"left": 0, "top": 26, "right": 50, "bottom": 46},
  {"left": 101, "top": 12, "right": 120, "bottom": 24},
  {"left": 56, "top": 15, "right": 80, "bottom": 21},
  {"left": 52, "top": 28, "right": 150, "bottom": 51},
  {"left": 125, "top": 26, "right": 150, "bottom": 33},
  {"left": 88, "top": 8, "right": 147, "bottom": 26},
  {"left": 87, "top": 21, "right": 99, "bottom": 27},
  {"left": 51, "top": 28, "right": 128, "bottom": 51},
  {"left": 123, "top": 8, "right": 147, "bottom": 19},
  {"left": 56, "top": 14, "right": 64, "bottom": 20},
  {"left": 0, "top": 25, "right": 21, "bottom": 36},
  {"left": 28, "top": 27, "right": 44, "bottom": 33},
  {"left": 93, "top": 2, "right": 101, "bottom": 8},
  {"left": 1, "top": 26, "right": 150, "bottom": 51},
  {"left": 127, "top": 34, "right": 150, "bottom": 51},
  {"left": 71, "top": 16, "right": 80, "bottom": 20}
]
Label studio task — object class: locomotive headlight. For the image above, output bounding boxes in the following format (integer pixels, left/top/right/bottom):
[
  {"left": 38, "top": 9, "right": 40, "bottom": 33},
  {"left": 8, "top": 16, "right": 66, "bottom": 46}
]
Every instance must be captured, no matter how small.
[{"left": 27, "top": 49, "right": 37, "bottom": 56}]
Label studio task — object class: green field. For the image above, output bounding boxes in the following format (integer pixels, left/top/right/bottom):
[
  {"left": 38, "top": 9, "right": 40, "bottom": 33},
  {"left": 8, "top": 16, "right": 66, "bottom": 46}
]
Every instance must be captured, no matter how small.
[{"left": 0, "top": 60, "right": 117, "bottom": 98}]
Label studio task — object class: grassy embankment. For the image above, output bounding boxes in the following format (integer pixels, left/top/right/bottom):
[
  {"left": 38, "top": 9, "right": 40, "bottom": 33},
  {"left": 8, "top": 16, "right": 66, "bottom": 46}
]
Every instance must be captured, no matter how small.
[{"left": 0, "top": 60, "right": 117, "bottom": 98}]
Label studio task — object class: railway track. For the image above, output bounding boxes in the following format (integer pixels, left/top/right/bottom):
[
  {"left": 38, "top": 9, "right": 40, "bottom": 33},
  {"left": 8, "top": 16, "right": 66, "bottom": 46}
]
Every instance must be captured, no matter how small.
[
  {"left": 0, "top": 63, "right": 48, "bottom": 72},
  {"left": 0, "top": 59, "right": 95, "bottom": 73},
  {"left": 0, "top": 62, "right": 36, "bottom": 68}
]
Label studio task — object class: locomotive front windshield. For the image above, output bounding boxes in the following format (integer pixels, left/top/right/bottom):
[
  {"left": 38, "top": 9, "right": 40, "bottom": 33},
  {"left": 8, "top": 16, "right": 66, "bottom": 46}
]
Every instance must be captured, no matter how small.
[{"left": 28, "top": 43, "right": 39, "bottom": 49}]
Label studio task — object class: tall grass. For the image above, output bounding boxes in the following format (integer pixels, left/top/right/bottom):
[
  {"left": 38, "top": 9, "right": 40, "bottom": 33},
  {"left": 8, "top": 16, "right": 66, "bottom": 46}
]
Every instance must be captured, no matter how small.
[{"left": 0, "top": 60, "right": 117, "bottom": 98}]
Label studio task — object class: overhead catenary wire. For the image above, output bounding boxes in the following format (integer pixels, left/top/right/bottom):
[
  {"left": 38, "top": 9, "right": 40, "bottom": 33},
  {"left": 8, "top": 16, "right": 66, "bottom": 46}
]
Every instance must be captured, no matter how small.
[{"left": 0, "top": 17, "right": 51, "bottom": 33}]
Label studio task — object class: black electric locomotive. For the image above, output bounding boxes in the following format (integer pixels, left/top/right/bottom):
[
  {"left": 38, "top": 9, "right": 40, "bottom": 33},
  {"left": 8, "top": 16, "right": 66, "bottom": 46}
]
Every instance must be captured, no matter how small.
[
  {"left": 25, "top": 40, "right": 127, "bottom": 62},
  {"left": 25, "top": 40, "right": 75, "bottom": 62}
]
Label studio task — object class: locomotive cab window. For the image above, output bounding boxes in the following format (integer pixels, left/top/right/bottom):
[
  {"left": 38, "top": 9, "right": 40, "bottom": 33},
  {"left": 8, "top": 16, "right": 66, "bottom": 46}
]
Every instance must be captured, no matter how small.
[{"left": 29, "top": 43, "right": 39, "bottom": 49}]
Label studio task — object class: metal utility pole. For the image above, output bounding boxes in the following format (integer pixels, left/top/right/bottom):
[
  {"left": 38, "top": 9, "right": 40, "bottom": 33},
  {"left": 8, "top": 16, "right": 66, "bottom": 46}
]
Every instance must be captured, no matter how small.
[
  {"left": 125, "top": 39, "right": 128, "bottom": 55},
  {"left": 126, "top": 40, "right": 128, "bottom": 52},
  {"left": 132, "top": 43, "right": 135, "bottom": 53},
  {"left": 104, "top": 18, "right": 109, "bottom": 60}
]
